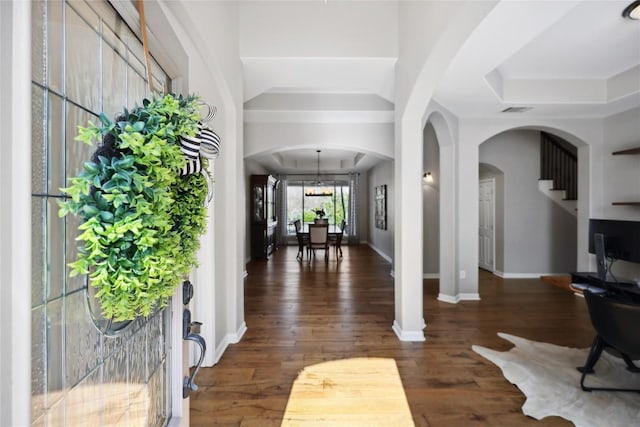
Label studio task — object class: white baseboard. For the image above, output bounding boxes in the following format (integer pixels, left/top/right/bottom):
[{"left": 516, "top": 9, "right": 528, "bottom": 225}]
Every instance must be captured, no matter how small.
[
  {"left": 392, "top": 320, "right": 426, "bottom": 342},
  {"left": 438, "top": 293, "right": 460, "bottom": 304},
  {"left": 438, "top": 293, "right": 481, "bottom": 303},
  {"left": 367, "top": 242, "right": 392, "bottom": 263},
  {"left": 495, "top": 270, "right": 561, "bottom": 279},
  {"left": 423, "top": 273, "right": 439, "bottom": 279},
  {"left": 212, "top": 322, "right": 247, "bottom": 365}
]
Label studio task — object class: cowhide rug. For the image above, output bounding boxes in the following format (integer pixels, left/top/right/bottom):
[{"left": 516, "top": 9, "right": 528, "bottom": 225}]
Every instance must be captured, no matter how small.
[{"left": 472, "top": 333, "right": 640, "bottom": 427}]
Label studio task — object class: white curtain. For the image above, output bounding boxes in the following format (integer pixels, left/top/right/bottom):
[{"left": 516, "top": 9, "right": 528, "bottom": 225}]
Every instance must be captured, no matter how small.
[
  {"left": 348, "top": 173, "right": 360, "bottom": 244},
  {"left": 277, "top": 174, "right": 288, "bottom": 242}
]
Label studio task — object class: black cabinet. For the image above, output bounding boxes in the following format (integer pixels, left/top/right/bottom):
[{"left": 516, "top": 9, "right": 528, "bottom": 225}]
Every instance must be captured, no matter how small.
[{"left": 250, "top": 175, "right": 278, "bottom": 260}]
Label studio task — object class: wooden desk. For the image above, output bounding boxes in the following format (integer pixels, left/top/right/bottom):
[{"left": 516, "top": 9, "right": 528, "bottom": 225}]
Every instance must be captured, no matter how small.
[
  {"left": 541, "top": 274, "right": 640, "bottom": 300},
  {"left": 540, "top": 275, "right": 574, "bottom": 292},
  {"left": 571, "top": 272, "right": 640, "bottom": 301}
]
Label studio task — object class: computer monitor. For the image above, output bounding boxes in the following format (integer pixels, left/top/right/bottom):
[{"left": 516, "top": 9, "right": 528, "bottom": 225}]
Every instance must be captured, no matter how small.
[
  {"left": 594, "top": 233, "right": 607, "bottom": 281},
  {"left": 588, "top": 219, "right": 640, "bottom": 264}
]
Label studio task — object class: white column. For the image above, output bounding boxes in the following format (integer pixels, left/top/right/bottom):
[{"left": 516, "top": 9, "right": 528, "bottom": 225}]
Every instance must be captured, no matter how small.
[
  {"left": 437, "top": 143, "right": 459, "bottom": 302},
  {"left": 456, "top": 125, "right": 480, "bottom": 299},
  {"left": 393, "top": 117, "right": 425, "bottom": 341}
]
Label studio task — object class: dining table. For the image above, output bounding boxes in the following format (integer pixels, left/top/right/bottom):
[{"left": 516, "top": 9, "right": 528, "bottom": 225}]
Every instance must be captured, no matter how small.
[
  {"left": 300, "top": 223, "right": 342, "bottom": 235},
  {"left": 298, "top": 223, "right": 344, "bottom": 260}
]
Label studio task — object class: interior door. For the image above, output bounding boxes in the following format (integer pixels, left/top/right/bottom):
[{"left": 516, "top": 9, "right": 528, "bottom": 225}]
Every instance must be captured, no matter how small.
[{"left": 479, "top": 178, "right": 495, "bottom": 272}]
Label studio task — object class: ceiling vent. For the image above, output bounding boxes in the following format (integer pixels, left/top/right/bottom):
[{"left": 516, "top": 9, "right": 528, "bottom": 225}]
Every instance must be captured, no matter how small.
[{"left": 501, "top": 107, "right": 533, "bottom": 113}]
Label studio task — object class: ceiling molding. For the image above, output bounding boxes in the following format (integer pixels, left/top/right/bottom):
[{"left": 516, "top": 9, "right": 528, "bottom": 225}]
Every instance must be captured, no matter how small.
[{"left": 244, "top": 110, "right": 394, "bottom": 123}]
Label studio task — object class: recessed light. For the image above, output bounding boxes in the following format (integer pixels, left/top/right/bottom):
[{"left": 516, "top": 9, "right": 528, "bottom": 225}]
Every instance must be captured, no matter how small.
[{"left": 623, "top": 1, "right": 640, "bottom": 20}]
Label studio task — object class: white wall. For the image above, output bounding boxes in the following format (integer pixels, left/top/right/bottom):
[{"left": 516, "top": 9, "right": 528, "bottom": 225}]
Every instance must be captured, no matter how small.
[
  {"left": 160, "top": 0, "right": 246, "bottom": 367},
  {"left": 599, "top": 107, "right": 640, "bottom": 281},
  {"left": 367, "top": 160, "right": 394, "bottom": 264},
  {"left": 239, "top": 1, "right": 397, "bottom": 58},
  {"left": 244, "top": 122, "right": 394, "bottom": 160},
  {"left": 422, "top": 123, "right": 440, "bottom": 276},
  {"left": 479, "top": 130, "right": 577, "bottom": 275}
]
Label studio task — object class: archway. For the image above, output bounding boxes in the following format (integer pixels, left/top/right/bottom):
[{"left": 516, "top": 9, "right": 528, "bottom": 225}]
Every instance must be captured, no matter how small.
[{"left": 479, "top": 129, "right": 579, "bottom": 278}]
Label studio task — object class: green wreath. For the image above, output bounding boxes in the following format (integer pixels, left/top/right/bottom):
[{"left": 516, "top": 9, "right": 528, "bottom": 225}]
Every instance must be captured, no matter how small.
[{"left": 59, "top": 94, "right": 209, "bottom": 321}]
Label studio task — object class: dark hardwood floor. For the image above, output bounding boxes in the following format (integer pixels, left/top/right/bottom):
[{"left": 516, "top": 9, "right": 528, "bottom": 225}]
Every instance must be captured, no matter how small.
[{"left": 190, "top": 244, "right": 595, "bottom": 426}]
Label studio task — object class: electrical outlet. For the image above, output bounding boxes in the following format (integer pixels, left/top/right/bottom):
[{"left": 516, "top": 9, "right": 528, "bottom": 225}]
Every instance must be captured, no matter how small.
[{"left": 460, "top": 270, "right": 466, "bottom": 279}]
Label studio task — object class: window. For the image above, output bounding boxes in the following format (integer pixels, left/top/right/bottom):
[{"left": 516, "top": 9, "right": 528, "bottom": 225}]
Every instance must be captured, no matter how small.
[{"left": 286, "top": 180, "right": 349, "bottom": 234}]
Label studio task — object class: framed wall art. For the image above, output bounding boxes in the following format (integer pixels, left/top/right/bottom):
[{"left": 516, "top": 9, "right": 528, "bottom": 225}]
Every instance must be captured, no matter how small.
[{"left": 375, "top": 184, "right": 387, "bottom": 230}]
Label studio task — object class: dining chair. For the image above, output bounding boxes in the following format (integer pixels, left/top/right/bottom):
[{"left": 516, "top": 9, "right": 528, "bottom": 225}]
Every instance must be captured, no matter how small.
[
  {"left": 307, "top": 223, "right": 329, "bottom": 263},
  {"left": 293, "top": 219, "right": 307, "bottom": 261},
  {"left": 331, "top": 220, "right": 346, "bottom": 260}
]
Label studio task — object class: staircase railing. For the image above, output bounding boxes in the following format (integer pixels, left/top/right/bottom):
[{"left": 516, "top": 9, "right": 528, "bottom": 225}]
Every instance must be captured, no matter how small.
[{"left": 540, "top": 132, "right": 577, "bottom": 200}]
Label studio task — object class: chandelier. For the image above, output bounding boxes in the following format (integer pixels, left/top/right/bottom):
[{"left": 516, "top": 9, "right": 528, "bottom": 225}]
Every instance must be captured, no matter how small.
[{"left": 305, "top": 150, "right": 333, "bottom": 197}]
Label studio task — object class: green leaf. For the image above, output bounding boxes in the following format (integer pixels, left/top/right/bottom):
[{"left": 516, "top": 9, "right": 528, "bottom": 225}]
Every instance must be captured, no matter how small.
[
  {"left": 82, "top": 205, "right": 100, "bottom": 217},
  {"left": 99, "top": 211, "right": 115, "bottom": 223},
  {"left": 132, "top": 121, "right": 145, "bottom": 132},
  {"left": 99, "top": 112, "right": 112, "bottom": 127}
]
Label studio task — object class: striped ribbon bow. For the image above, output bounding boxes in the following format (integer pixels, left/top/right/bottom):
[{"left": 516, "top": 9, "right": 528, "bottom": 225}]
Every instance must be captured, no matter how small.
[{"left": 178, "top": 122, "right": 221, "bottom": 205}]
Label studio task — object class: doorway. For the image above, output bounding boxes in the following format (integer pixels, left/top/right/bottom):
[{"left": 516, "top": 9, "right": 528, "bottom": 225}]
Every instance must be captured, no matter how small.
[{"left": 479, "top": 178, "right": 495, "bottom": 272}]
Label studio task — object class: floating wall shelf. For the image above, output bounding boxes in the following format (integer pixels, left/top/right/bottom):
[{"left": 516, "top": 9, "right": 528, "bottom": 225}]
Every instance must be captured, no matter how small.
[
  {"left": 612, "top": 147, "right": 640, "bottom": 155},
  {"left": 611, "top": 146, "right": 640, "bottom": 205}
]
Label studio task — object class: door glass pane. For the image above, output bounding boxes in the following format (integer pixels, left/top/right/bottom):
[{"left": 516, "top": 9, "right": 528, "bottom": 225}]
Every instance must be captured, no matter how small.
[
  {"left": 47, "top": 198, "right": 65, "bottom": 299},
  {"left": 46, "top": 298, "right": 64, "bottom": 401},
  {"left": 103, "top": 345, "right": 128, "bottom": 425},
  {"left": 32, "top": 1, "right": 46, "bottom": 85},
  {"left": 65, "top": 102, "right": 95, "bottom": 179},
  {"left": 65, "top": 2, "right": 100, "bottom": 111},
  {"left": 48, "top": 1, "right": 64, "bottom": 92},
  {"left": 65, "top": 289, "right": 101, "bottom": 388},
  {"left": 32, "top": 198, "right": 46, "bottom": 306},
  {"left": 65, "top": 365, "right": 102, "bottom": 425},
  {"left": 64, "top": 212, "right": 85, "bottom": 293},
  {"left": 31, "top": 305, "right": 47, "bottom": 422},
  {"left": 128, "top": 66, "right": 147, "bottom": 107},
  {"left": 32, "top": 85, "right": 47, "bottom": 194},
  {"left": 32, "top": 1, "right": 172, "bottom": 424},
  {"left": 102, "top": 37, "right": 127, "bottom": 117},
  {"left": 48, "top": 93, "right": 65, "bottom": 194}
]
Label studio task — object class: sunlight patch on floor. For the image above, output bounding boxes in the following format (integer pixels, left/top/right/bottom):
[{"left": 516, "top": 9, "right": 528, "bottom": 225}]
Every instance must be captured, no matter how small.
[{"left": 282, "top": 357, "right": 414, "bottom": 426}]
